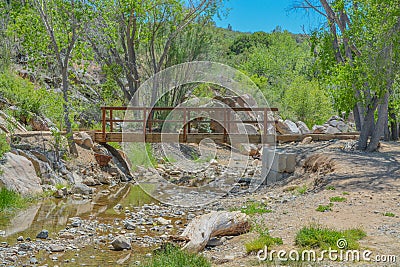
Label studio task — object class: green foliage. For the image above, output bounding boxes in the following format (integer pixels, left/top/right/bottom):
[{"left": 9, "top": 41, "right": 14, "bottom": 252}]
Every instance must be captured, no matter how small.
[
  {"left": 0, "top": 187, "right": 26, "bottom": 211},
  {"left": 0, "top": 133, "right": 10, "bottom": 159},
  {"left": 296, "top": 185, "right": 308, "bottom": 195},
  {"left": 140, "top": 243, "right": 211, "bottom": 267},
  {"left": 240, "top": 201, "right": 272, "bottom": 215},
  {"left": 282, "top": 77, "right": 333, "bottom": 127},
  {"left": 0, "top": 71, "right": 64, "bottom": 125},
  {"left": 295, "top": 224, "right": 366, "bottom": 250},
  {"left": 229, "top": 31, "right": 269, "bottom": 55},
  {"left": 316, "top": 203, "right": 333, "bottom": 212},
  {"left": 342, "top": 192, "right": 349, "bottom": 195},
  {"left": 383, "top": 212, "right": 395, "bottom": 217},
  {"left": 245, "top": 224, "right": 283, "bottom": 254},
  {"left": 126, "top": 143, "right": 157, "bottom": 170},
  {"left": 325, "top": 186, "right": 336, "bottom": 191},
  {"left": 329, "top": 196, "right": 347, "bottom": 202}
]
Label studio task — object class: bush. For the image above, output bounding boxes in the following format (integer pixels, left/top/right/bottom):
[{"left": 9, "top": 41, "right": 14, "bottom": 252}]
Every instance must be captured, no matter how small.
[
  {"left": 0, "top": 133, "right": 10, "bottom": 159},
  {"left": 245, "top": 225, "right": 283, "bottom": 254},
  {"left": 0, "top": 71, "right": 64, "bottom": 125},
  {"left": 240, "top": 201, "right": 272, "bottom": 215},
  {"left": 295, "top": 224, "right": 366, "bottom": 250},
  {"left": 140, "top": 243, "right": 211, "bottom": 267},
  {"left": 0, "top": 187, "right": 26, "bottom": 211}
]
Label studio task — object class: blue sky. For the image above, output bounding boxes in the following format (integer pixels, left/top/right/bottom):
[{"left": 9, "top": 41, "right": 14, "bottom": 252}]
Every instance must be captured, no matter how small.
[{"left": 214, "top": 0, "right": 323, "bottom": 33}]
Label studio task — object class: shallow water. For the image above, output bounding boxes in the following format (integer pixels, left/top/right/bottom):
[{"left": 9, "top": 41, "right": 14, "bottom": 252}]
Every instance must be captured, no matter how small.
[{"left": 0, "top": 183, "right": 177, "bottom": 266}]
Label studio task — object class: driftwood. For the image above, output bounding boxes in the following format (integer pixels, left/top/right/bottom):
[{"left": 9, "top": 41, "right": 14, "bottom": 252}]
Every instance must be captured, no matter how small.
[{"left": 171, "top": 211, "right": 250, "bottom": 253}]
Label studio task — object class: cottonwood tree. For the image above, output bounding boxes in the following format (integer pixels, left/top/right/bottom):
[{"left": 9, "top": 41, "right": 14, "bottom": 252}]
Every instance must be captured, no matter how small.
[
  {"left": 85, "top": 0, "right": 222, "bottom": 104},
  {"left": 14, "top": 0, "right": 90, "bottom": 155},
  {"left": 297, "top": 0, "right": 400, "bottom": 151}
]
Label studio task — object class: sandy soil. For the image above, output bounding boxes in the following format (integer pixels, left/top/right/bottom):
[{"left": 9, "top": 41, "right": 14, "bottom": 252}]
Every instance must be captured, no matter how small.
[{"left": 204, "top": 141, "right": 400, "bottom": 267}]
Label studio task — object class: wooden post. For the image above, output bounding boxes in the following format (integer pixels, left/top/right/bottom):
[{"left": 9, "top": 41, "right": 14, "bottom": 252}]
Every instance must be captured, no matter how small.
[
  {"left": 143, "top": 108, "right": 147, "bottom": 136},
  {"left": 110, "top": 109, "right": 113, "bottom": 132},
  {"left": 223, "top": 108, "right": 227, "bottom": 143},
  {"left": 263, "top": 108, "right": 267, "bottom": 143},
  {"left": 102, "top": 107, "right": 106, "bottom": 142},
  {"left": 183, "top": 108, "right": 187, "bottom": 142},
  {"left": 148, "top": 109, "right": 153, "bottom": 133}
]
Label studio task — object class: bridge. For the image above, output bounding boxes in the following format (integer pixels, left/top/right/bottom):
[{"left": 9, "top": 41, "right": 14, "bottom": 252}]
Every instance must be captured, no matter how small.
[
  {"left": 91, "top": 106, "right": 359, "bottom": 144},
  {"left": 94, "top": 106, "right": 278, "bottom": 144}
]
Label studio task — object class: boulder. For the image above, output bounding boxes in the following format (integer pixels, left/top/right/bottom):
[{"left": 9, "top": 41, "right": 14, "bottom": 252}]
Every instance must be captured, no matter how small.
[
  {"left": 111, "top": 235, "right": 131, "bottom": 251},
  {"left": 71, "top": 183, "right": 93, "bottom": 195},
  {"left": 74, "top": 132, "right": 94, "bottom": 149},
  {"left": 296, "top": 121, "right": 311, "bottom": 134},
  {"left": 275, "top": 120, "right": 291, "bottom": 135},
  {"left": 312, "top": 125, "right": 326, "bottom": 134},
  {"left": 336, "top": 121, "right": 349, "bottom": 132},
  {"left": 301, "top": 136, "right": 313, "bottom": 145},
  {"left": 29, "top": 115, "right": 49, "bottom": 131},
  {"left": 0, "top": 153, "right": 43, "bottom": 195},
  {"left": 284, "top": 120, "right": 301, "bottom": 134},
  {"left": 325, "top": 126, "right": 341, "bottom": 134}
]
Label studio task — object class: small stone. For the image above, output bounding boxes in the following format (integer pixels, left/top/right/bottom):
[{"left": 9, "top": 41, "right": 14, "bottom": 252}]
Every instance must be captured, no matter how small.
[
  {"left": 36, "top": 229, "right": 49, "bottom": 239},
  {"left": 155, "top": 217, "right": 171, "bottom": 225},
  {"left": 30, "top": 257, "right": 38, "bottom": 264},
  {"left": 17, "top": 236, "right": 24, "bottom": 241},
  {"left": 301, "top": 136, "right": 313, "bottom": 145},
  {"left": 59, "top": 232, "right": 75, "bottom": 239},
  {"left": 124, "top": 221, "right": 136, "bottom": 230},
  {"left": 71, "top": 219, "right": 82, "bottom": 227},
  {"left": 50, "top": 245, "right": 65, "bottom": 252},
  {"left": 111, "top": 235, "right": 131, "bottom": 251}
]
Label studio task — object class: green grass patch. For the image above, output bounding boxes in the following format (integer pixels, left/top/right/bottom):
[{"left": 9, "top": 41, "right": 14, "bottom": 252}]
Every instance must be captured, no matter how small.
[
  {"left": 0, "top": 187, "right": 26, "bottom": 211},
  {"left": 240, "top": 201, "right": 272, "bottom": 215},
  {"left": 0, "top": 133, "right": 10, "bottom": 159},
  {"left": 342, "top": 192, "right": 349, "bottom": 195},
  {"left": 140, "top": 243, "right": 211, "bottom": 267},
  {"left": 316, "top": 203, "right": 333, "bottom": 212},
  {"left": 329, "top": 196, "right": 347, "bottom": 202},
  {"left": 384, "top": 212, "right": 395, "bottom": 217},
  {"left": 108, "top": 142, "right": 122, "bottom": 150},
  {"left": 325, "top": 186, "right": 336, "bottom": 190},
  {"left": 296, "top": 185, "right": 308, "bottom": 195},
  {"left": 295, "top": 224, "right": 366, "bottom": 250},
  {"left": 126, "top": 143, "right": 157, "bottom": 170},
  {"left": 245, "top": 226, "right": 283, "bottom": 254}
]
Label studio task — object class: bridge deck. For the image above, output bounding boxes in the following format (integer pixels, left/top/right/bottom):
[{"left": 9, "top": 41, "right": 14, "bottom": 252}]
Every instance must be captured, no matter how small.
[{"left": 92, "top": 132, "right": 359, "bottom": 144}]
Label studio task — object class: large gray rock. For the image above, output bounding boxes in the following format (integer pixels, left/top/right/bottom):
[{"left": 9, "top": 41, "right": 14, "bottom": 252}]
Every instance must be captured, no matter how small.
[
  {"left": 74, "top": 132, "right": 94, "bottom": 149},
  {"left": 312, "top": 125, "right": 326, "bottom": 134},
  {"left": 0, "top": 153, "right": 43, "bottom": 195},
  {"left": 326, "top": 126, "right": 341, "bottom": 134},
  {"left": 276, "top": 120, "right": 291, "bottom": 134},
  {"left": 284, "top": 120, "right": 301, "bottom": 134},
  {"left": 296, "top": 121, "right": 311, "bottom": 134},
  {"left": 71, "top": 183, "right": 93, "bottom": 195},
  {"left": 111, "top": 235, "right": 131, "bottom": 250},
  {"left": 336, "top": 121, "right": 349, "bottom": 132}
]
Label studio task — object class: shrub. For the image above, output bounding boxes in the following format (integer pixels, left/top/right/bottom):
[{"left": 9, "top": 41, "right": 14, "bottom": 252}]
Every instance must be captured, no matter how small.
[
  {"left": 140, "top": 243, "right": 211, "bottom": 267},
  {"left": 329, "top": 196, "right": 347, "bottom": 202},
  {"left": 0, "top": 187, "right": 26, "bottom": 211},
  {"left": 0, "top": 133, "right": 10, "bottom": 159},
  {"left": 295, "top": 224, "right": 366, "bottom": 250},
  {"left": 240, "top": 201, "right": 272, "bottom": 215},
  {"left": 316, "top": 203, "right": 333, "bottom": 212},
  {"left": 245, "top": 225, "right": 283, "bottom": 254}
]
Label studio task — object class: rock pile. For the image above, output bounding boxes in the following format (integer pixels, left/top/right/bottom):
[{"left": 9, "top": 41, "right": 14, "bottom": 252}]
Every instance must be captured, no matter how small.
[{"left": 275, "top": 116, "right": 355, "bottom": 135}]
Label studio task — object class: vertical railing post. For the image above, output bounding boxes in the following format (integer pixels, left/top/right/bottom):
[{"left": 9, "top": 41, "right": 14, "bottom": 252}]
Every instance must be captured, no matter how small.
[
  {"left": 223, "top": 108, "right": 227, "bottom": 143},
  {"left": 102, "top": 107, "right": 106, "bottom": 142},
  {"left": 143, "top": 108, "right": 147, "bottom": 136},
  {"left": 109, "top": 109, "right": 113, "bottom": 133},
  {"left": 263, "top": 108, "right": 267, "bottom": 143},
  {"left": 183, "top": 107, "right": 187, "bottom": 142},
  {"left": 148, "top": 109, "right": 153, "bottom": 133}
]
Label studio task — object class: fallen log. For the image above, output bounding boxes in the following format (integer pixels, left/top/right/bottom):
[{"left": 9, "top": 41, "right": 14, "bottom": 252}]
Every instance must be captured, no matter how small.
[{"left": 171, "top": 211, "right": 250, "bottom": 253}]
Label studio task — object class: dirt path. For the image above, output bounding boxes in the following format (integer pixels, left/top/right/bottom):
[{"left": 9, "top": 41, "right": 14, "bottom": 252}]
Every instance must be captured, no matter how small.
[{"left": 205, "top": 141, "right": 400, "bottom": 267}]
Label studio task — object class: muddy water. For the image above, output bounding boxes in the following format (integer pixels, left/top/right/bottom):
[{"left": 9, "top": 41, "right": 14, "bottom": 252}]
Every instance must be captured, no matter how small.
[{"left": 0, "top": 183, "right": 188, "bottom": 266}]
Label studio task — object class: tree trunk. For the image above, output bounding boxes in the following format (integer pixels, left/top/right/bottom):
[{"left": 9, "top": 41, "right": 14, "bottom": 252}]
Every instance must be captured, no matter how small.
[
  {"left": 367, "top": 92, "right": 389, "bottom": 152},
  {"left": 62, "top": 67, "right": 78, "bottom": 156},
  {"left": 358, "top": 106, "right": 375, "bottom": 150},
  {"left": 172, "top": 211, "right": 250, "bottom": 253},
  {"left": 390, "top": 110, "right": 398, "bottom": 140}
]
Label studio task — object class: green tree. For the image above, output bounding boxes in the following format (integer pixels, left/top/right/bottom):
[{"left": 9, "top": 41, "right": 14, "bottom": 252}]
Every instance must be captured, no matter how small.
[
  {"left": 299, "top": 0, "right": 400, "bottom": 151},
  {"left": 13, "top": 0, "right": 91, "bottom": 155},
  {"left": 86, "top": 0, "right": 222, "bottom": 104}
]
